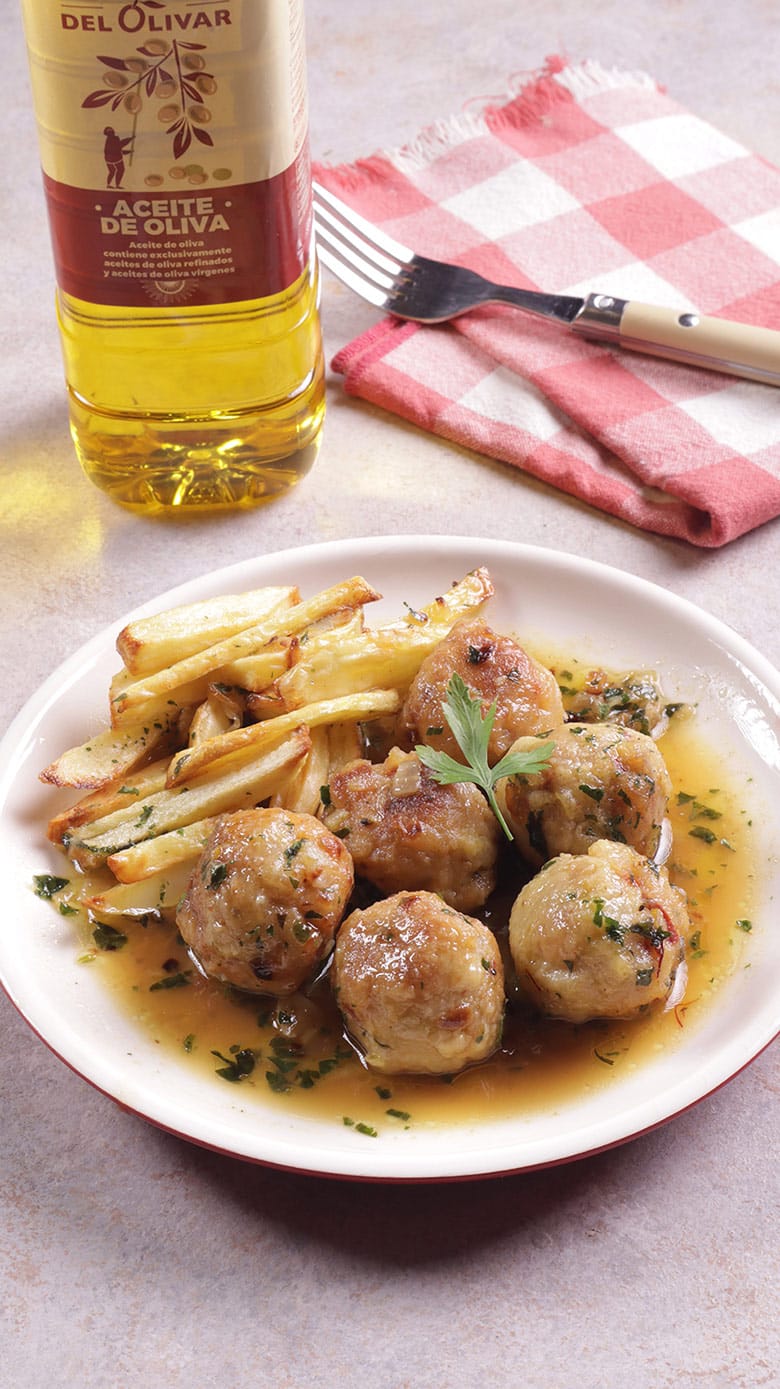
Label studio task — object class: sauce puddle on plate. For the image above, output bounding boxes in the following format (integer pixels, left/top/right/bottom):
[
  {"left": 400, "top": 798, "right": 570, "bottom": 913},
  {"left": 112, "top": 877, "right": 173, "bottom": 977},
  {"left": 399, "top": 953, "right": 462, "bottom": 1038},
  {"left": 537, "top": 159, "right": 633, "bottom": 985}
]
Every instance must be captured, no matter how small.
[{"left": 57, "top": 685, "right": 758, "bottom": 1137}]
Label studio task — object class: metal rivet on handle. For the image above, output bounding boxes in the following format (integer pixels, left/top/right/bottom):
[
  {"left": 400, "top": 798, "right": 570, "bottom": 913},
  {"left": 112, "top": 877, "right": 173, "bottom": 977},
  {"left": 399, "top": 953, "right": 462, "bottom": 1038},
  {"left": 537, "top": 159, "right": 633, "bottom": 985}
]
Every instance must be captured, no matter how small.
[
  {"left": 593, "top": 295, "right": 615, "bottom": 309},
  {"left": 678, "top": 313, "right": 700, "bottom": 328}
]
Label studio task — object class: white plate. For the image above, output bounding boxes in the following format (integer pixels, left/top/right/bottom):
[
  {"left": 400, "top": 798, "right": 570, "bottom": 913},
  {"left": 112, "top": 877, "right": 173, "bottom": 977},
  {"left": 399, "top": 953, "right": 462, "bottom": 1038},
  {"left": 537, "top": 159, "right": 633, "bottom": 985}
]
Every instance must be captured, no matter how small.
[{"left": 1, "top": 536, "right": 778, "bottom": 1181}]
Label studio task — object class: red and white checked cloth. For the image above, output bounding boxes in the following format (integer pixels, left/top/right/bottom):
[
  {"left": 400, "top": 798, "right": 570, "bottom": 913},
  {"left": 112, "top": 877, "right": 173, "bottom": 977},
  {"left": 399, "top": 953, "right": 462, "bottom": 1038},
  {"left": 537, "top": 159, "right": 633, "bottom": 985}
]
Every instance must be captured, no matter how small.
[{"left": 314, "top": 58, "right": 780, "bottom": 547}]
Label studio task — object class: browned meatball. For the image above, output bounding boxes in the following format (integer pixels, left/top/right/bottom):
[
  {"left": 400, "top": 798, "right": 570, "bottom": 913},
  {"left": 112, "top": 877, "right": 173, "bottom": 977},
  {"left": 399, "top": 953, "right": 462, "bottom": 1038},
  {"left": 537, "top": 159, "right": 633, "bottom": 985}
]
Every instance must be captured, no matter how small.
[
  {"left": 509, "top": 841, "right": 688, "bottom": 1023},
  {"left": 401, "top": 618, "right": 564, "bottom": 765},
  {"left": 321, "top": 747, "right": 501, "bottom": 912},
  {"left": 332, "top": 890, "right": 505, "bottom": 1075},
  {"left": 176, "top": 807, "right": 354, "bottom": 995},
  {"left": 496, "top": 722, "right": 672, "bottom": 866}
]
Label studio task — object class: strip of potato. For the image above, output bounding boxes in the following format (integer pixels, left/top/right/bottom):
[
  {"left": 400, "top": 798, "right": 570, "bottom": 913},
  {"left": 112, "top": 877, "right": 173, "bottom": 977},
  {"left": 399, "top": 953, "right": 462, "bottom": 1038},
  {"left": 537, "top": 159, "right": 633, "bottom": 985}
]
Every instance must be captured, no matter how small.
[
  {"left": 175, "top": 627, "right": 351, "bottom": 712},
  {"left": 241, "top": 609, "right": 368, "bottom": 718},
  {"left": 68, "top": 729, "right": 311, "bottom": 867},
  {"left": 165, "top": 688, "right": 400, "bottom": 788},
  {"left": 39, "top": 713, "right": 176, "bottom": 790},
  {"left": 211, "top": 646, "right": 293, "bottom": 693},
  {"left": 82, "top": 862, "right": 195, "bottom": 918},
  {"left": 242, "top": 609, "right": 368, "bottom": 717},
  {"left": 109, "top": 651, "right": 285, "bottom": 706},
  {"left": 116, "top": 585, "right": 298, "bottom": 675},
  {"left": 108, "top": 818, "right": 215, "bottom": 883},
  {"left": 276, "top": 566, "right": 494, "bottom": 708},
  {"left": 108, "top": 642, "right": 291, "bottom": 732},
  {"left": 187, "top": 697, "right": 238, "bottom": 749},
  {"left": 110, "top": 576, "right": 381, "bottom": 728},
  {"left": 325, "top": 721, "right": 364, "bottom": 776},
  {"left": 109, "top": 667, "right": 133, "bottom": 703},
  {"left": 295, "top": 605, "right": 366, "bottom": 645},
  {"left": 269, "top": 727, "right": 331, "bottom": 817},
  {"left": 47, "top": 757, "right": 171, "bottom": 844}
]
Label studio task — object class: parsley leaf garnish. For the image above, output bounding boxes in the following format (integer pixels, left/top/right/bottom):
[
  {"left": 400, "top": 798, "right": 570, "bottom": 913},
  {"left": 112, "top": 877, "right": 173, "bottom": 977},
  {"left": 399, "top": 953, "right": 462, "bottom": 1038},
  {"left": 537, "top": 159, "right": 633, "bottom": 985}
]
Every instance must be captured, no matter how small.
[
  {"left": 149, "top": 969, "right": 191, "bottom": 991},
  {"left": 212, "top": 1048, "right": 256, "bottom": 1082},
  {"left": 92, "top": 922, "right": 127, "bottom": 951},
  {"left": 415, "top": 673, "right": 554, "bottom": 840},
  {"left": 33, "top": 874, "right": 69, "bottom": 899}
]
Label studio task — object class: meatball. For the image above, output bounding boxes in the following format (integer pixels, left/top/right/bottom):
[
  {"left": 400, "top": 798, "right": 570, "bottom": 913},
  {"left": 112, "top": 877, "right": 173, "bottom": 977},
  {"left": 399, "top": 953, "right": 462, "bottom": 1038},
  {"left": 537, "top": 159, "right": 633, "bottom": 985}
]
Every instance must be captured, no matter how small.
[
  {"left": 496, "top": 722, "right": 672, "bottom": 866},
  {"left": 508, "top": 841, "right": 688, "bottom": 1023},
  {"left": 332, "top": 890, "right": 505, "bottom": 1075},
  {"left": 176, "top": 807, "right": 354, "bottom": 995},
  {"left": 321, "top": 747, "right": 501, "bottom": 912},
  {"left": 401, "top": 618, "right": 564, "bottom": 764}
]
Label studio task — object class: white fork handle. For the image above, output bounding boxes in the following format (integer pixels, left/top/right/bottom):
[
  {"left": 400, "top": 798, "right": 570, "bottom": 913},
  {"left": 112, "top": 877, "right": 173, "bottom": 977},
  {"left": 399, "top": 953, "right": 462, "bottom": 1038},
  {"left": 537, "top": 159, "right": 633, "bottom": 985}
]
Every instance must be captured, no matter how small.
[{"left": 571, "top": 294, "right": 780, "bottom": 385}]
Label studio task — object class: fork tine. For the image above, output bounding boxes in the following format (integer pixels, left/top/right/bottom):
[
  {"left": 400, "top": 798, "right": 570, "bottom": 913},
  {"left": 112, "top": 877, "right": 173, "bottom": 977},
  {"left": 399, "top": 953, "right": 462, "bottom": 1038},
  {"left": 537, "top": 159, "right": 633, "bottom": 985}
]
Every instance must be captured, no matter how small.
[
  {"left": 316, "top": 239, "right": 393, "bottom": 309},
  {"left": 315, "top": 224, "right": 396, "bottom": 306},
  {"left": 312, "top": 181, "right": 414, "bottom": 267},
  {"left": 316, "top": 248, "right": 389, "bottom": 309},
  {"left": 314, "top": 201, "right": 401, "bottom": 287}
]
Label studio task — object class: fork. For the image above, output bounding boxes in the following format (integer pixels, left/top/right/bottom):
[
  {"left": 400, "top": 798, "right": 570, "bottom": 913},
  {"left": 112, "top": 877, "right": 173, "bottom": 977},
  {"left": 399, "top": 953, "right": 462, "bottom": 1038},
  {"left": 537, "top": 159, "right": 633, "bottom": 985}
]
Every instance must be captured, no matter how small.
[{"left": 313, "top": 181, "right": 780, "bottom": 386}]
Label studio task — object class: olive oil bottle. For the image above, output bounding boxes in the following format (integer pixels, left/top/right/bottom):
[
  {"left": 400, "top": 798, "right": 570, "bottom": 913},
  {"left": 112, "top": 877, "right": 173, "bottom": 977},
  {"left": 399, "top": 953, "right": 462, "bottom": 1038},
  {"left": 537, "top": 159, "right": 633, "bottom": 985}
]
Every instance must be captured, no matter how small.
[{"left": 21, "top": 0, "right": 324, "bottom": 512}]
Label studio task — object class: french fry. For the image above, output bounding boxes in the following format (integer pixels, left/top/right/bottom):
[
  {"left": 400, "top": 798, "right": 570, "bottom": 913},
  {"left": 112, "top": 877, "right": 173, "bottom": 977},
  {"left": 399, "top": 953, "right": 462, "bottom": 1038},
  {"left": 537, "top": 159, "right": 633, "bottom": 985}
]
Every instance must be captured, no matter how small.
[
  {"left": 242, "top": 609, "right": 369, "bottom": 719},
  {"left": 47, "top": 757, "right": 171, "bottom": 844},
  {"left": 68, "top": 728, "right": 311, "bottom": 869},
  {"left": 237, "top": 617, "right": 366, "bottom": 720},
  {"left": 107, "top": 642, "right": 291, "bottom": 732},
  {"left": 270, "top": 727, "right": 331, "bottom": 817},
  {"left": 186, "top": 696, "right": 240, "bottom": 749},
  {"left": 116, "top": 584, "right": 299, "bottom": 675},
  {"left": 295, "top": 605, "right": 366, "bottom": 645},
  {"left": 109, "top": 576, "right": 381, "bottom": 728},
  {"left": 211, "top": 645, "right": 293, "bottom": 693},
  {"left": 107, "top": 817, "right": 215, "bottom": 883},
  {"left": 82, "top": 863, "right": 195, "bottom": 917},
  {"left": 276, "top": 566, "right": 494, "bottom": 709},
  {"left": 325, "top": 720, "right": 364, "bottom": 777},
  {"left": 164, "top": 688, "right": 400, "bottom": 788},
  {"left": 39, "top": 713, "right": 177, "bottom": 790},
  {"left": 203, "top": 684, "right": 248, "bottom": 730}
]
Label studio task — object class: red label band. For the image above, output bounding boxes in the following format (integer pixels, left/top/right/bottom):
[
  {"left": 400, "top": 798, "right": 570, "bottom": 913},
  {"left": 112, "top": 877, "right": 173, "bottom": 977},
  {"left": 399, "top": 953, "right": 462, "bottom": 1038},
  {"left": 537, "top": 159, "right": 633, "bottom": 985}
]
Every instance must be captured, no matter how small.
[{"left": 43, "top": 156, "right": 311, "bottom": 307}]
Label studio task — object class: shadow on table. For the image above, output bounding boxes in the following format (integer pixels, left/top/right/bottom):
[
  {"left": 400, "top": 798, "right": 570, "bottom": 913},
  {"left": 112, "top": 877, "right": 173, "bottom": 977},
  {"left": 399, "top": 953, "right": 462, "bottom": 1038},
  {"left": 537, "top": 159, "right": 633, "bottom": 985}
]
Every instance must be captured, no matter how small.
[{"left": 181, "top": 1130, "right": 650, "bottom": 1267}]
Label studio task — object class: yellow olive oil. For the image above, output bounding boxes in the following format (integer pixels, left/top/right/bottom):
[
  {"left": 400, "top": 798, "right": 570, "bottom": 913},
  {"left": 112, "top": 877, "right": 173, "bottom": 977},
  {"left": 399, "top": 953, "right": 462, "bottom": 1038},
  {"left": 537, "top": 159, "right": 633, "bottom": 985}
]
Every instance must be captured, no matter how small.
[
  {"left": 22, "top": 0, "right": 323, "bottom": 512},
  {"left": 59, "top": 271, "right": 325, "bottom": 512}
]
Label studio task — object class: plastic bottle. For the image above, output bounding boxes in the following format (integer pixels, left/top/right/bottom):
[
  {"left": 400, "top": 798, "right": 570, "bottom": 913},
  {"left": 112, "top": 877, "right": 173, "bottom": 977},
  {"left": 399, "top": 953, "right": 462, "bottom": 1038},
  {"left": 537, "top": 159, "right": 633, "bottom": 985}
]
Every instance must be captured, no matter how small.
[{"left": 20, "top": 0, "right": 325, "bottom": 513}]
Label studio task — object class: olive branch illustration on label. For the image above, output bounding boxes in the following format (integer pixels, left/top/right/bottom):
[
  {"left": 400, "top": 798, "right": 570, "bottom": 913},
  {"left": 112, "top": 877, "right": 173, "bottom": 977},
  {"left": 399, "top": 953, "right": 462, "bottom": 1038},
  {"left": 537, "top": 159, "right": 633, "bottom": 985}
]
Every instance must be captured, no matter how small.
[{"left": 82, "top": 6, "right": 217, "bottom": 163}]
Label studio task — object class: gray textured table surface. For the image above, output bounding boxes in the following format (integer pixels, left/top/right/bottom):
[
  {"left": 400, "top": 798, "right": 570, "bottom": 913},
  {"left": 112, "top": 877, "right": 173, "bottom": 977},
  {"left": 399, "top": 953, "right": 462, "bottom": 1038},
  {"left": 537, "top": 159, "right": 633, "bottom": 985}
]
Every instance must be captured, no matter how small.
[{"left": 2, "top": 2, "right": 778, "bottom": 1386}]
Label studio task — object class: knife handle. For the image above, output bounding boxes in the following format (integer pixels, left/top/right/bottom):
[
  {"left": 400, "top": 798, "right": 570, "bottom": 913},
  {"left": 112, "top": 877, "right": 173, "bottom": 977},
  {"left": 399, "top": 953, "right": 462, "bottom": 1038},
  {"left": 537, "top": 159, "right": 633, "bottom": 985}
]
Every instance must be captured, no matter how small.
[{"left": 572, "top": 293, "right": 780, "bottom": 385}]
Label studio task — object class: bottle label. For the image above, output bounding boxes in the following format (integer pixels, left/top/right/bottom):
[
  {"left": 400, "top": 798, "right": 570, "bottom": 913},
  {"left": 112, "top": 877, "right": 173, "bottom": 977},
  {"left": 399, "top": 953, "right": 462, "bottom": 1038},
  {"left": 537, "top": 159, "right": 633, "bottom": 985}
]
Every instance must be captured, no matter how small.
[{"left": 22, "top": 0, "right": 312, "bottom": 307}]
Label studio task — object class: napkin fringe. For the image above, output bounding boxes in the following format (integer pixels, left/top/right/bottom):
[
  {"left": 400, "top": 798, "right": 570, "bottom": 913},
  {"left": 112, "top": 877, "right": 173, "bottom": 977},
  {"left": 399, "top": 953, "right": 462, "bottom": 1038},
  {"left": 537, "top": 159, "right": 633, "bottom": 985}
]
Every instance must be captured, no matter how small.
[
  {"left": 315, "top": 57, "right": 660, "bottom": 183},
  {"left": 374, "top": 57, "right": 660, "bottom": 175},
  {"left": 551, "top": 58, "right": 660, "bottom": 102}
]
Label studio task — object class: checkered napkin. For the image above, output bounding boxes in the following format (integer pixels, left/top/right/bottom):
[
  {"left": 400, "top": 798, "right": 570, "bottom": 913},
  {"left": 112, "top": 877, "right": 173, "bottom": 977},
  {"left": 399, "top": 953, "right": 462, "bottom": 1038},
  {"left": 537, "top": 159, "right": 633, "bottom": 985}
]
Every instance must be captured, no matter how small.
[{"left": 314, "top": 58, "right": 780, "bottom": 547}]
